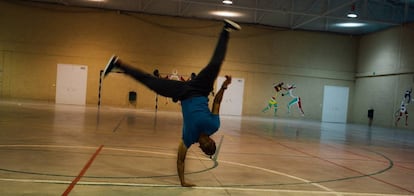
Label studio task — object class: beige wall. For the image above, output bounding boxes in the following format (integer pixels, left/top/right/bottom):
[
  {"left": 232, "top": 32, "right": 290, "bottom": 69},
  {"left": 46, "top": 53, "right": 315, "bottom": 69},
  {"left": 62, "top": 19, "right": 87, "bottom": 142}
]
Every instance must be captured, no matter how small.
[
  {"left": 353, "top": 24, "right": 414, "bottom": 128},
  {"left": 0, "top": 1, "right": 358, "bottom": 121}
]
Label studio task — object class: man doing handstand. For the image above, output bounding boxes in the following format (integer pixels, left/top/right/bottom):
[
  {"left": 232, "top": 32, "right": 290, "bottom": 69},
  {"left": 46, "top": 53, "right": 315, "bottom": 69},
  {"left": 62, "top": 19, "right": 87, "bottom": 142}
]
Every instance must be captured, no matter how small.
[{"left": 102, "top": 19, "right": 241, "bottom": 187}]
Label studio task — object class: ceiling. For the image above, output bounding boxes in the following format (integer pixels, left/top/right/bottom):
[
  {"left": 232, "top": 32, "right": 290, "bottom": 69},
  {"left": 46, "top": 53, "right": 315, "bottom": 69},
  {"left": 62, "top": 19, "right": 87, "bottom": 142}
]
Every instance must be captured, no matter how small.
[{"left": 19, "top": 0, "right": 414, "bottom": 35}]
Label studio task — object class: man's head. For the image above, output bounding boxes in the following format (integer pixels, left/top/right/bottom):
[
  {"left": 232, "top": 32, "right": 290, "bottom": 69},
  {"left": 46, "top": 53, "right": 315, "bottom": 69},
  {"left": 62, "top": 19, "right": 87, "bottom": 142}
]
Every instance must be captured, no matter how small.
[{"left": 199, "top": 137, "right": 216, "bottom": 157}]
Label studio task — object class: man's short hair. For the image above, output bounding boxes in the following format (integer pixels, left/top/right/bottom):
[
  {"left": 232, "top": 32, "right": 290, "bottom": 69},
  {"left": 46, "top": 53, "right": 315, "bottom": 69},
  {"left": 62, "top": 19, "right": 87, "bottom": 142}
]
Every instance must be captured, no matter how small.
[{"left": 200, "top": 139, "right": 216, "bottom": 156}]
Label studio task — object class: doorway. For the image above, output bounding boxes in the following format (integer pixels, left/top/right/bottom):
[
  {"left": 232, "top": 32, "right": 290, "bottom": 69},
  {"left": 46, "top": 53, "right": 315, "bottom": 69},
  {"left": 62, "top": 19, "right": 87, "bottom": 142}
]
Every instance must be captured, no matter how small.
[
  {"left": 55, "top": 64, "right": 88, "bottom": 105},
  {"left": 322, "top": 85, "right": 349, "bottom": 123},
  {"left": 216, "top": 77, "right": 244, "bottom": 116}
]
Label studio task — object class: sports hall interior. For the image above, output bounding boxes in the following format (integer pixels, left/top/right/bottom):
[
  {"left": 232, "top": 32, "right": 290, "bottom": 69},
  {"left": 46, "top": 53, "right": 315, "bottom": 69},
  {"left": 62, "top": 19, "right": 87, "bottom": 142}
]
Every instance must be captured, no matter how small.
[{"left": 0, "top": 0, "right": 413, "bottom": 195}]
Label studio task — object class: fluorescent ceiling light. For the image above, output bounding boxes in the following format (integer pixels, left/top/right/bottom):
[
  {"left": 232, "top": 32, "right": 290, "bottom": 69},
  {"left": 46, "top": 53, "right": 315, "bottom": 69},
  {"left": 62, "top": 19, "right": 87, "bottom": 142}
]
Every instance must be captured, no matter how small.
[
  {"left": 223, "top": 0, "right": 233, "bottom": 5},
  {"left": 210, "top": 11, "right": 242, "bottom": 17},
  {"left": 335, "top": 22, "right": 366, "bottom": 27}
]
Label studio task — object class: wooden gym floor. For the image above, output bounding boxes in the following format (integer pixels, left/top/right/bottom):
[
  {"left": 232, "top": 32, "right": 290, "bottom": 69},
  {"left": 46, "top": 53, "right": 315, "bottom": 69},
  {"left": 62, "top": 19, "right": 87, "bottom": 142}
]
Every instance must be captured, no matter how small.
[{"left": 0, "top": 100, "right": 413, "bottom": 196}]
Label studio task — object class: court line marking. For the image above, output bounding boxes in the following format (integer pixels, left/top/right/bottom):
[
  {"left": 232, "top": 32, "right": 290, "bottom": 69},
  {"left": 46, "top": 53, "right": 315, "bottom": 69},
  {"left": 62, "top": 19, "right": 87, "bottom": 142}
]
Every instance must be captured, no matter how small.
[
  {"left": 0, "top": 178, "right": 411, "bottom": 196},
  {"left": 0, "top": 144, "right": 337, "bottom": 194},
  {"left": 112, "top": 115, "right": 127, "bottom": 132},
  {"left": 325, "top": 143, "right": 414, "bottom": 171},
  {"left": 1, "top": 144, "right": 405, "bottom": 195},
  {"left": 90, "top": 146, "right": 336, "bottom": 194},
  {"left": 220, "top": 159, "right": 331, "bottom": 189},
  {"left": 62, "top": 145, "right": 104, "bottom": 196},
  {"left": 212, "top": 135, "right": 224, "bottom": 161},
  {"left": 276, "top": 142, "right": 414, "bottom": 194},
  {"left": 0, "top": 144, "right": 397, "bottom": 186}
]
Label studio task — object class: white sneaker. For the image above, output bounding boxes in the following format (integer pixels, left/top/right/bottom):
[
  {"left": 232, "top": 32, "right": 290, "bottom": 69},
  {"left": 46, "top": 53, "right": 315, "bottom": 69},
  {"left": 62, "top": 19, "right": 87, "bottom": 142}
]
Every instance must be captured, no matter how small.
[
  {"left": 102, "top": 55, "right": 119, "bottom": 78},
  {"left": 224, "top": 19, "right": 241, "bottom": 31}
]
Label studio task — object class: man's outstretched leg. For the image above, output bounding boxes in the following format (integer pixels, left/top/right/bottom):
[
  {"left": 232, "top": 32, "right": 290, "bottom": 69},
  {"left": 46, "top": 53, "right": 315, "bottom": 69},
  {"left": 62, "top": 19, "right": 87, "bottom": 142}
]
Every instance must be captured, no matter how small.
[
  {"left": 187, "top": 19, "right": 240, "bottom": 96},
  {"left": 102, "top": 56, "right": 189, "bottom": 100},
  {"left": 102, "top": 19, "right": 240, "bottom": 100}
]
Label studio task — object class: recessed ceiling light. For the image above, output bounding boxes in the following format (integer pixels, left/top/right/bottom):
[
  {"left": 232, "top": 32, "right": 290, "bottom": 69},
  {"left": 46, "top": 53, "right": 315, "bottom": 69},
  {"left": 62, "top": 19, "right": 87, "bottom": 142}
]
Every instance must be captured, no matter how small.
[
  {"left": 335, "top": 22, "right": 366, "bottom": 27},
  {"left": 210, "top": 11, "right": 242, "bottom": 17},
  {"left": 346, "top": 4, "right": 358, "bottom": 18},
  {"left": 347, "top": 13, "right": 358, "bottom": 18}
]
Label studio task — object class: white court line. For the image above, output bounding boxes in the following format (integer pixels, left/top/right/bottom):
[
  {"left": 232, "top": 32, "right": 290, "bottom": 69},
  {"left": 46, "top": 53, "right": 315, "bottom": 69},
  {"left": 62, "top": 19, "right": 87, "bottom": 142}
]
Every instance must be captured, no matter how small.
[
  {"left": 0, "top": 144, "right": 335, "bottom": 194},
  {"left": 0, "top": 178, "right": 411, "bottom": 196},
  {"left": 0, "top": 144, "right": 400, "bottom": 196},
  {"left": 219, "top": 159, "right": 334, "bottom": 192},
  {"left": 0, "top": 144, "right": 337, "bottom": 194}
]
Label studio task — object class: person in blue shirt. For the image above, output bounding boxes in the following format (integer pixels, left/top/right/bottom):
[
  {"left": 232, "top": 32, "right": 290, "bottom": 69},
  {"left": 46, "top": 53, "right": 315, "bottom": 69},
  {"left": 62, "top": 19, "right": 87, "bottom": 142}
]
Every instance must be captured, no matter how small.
[{"left": 102, "top": 19, "right": 240, "bottom": 187}]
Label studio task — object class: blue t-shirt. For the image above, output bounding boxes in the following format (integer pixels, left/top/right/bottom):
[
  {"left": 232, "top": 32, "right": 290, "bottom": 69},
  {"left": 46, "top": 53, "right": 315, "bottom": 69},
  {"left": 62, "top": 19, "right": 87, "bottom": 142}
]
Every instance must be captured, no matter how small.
[{"left": 181, "top": 96, "right": 220, "bottom": 148}]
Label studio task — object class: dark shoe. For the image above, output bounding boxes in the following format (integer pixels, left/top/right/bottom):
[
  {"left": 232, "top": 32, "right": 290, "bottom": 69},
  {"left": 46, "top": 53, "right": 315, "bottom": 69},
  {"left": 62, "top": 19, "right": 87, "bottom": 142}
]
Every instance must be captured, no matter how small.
[
  {"left": 102, "top": 55, "right": 119, "bottom": 78},
  {"left": 224, "top": 19, "right": 241, "bottom": 31}
]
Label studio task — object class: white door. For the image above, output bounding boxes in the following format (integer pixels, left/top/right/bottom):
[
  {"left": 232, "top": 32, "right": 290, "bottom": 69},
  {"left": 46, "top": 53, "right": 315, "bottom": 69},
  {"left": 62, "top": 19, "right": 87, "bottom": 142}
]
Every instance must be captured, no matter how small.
[
  {"left": 216, "top": 77, "right": 244, "bottom": 116},
  {"left": 322, "top": 86, "right": 349, "bottom": 123},
  {"left": 56, "top": 64, "right": 88, "bottom": 105}
]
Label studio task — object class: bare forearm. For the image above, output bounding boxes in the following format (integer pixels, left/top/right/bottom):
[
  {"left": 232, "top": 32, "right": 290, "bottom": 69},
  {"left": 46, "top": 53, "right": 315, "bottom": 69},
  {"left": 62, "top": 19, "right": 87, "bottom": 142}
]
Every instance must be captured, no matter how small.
[
  {"left": 177, "top": 141, "right": 194, "bottom": 187},
  {"left": 214, "top": 87, "right": 226, "bottom": 105},
  {"left": 177, "top": 141, "right": 186, "bottom": 185},
  {"left": 177, "top": 160, "right": 185, "bottom": 185},
  {"left": 212, "top": 87, "right": 226, "bottom": 114}
]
